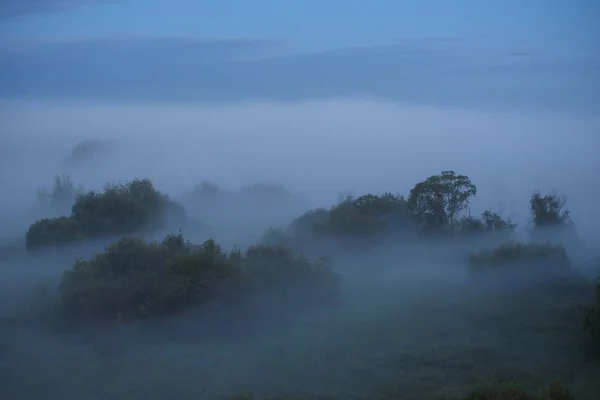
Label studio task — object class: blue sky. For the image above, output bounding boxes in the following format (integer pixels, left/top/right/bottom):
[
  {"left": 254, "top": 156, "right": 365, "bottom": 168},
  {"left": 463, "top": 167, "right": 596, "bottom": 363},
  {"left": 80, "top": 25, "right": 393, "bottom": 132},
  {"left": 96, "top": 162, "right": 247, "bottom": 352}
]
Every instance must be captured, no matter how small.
[
  {"left": 0, "top": 0, "right": 598, "bottom": 109},
  {"left": 1, "top": 0, "right": 598, "bottom": 54}
]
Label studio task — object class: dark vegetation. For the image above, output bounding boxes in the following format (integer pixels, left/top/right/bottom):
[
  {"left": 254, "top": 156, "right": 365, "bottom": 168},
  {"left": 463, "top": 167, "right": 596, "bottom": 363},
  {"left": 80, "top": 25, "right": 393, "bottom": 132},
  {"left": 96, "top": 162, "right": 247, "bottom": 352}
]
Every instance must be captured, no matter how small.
[
  {"left": 2, "top": 168, "right": 599, "bottom": 400},
  {"left": 25, "top": 178, "right": 185, "bottom": 251},
  {"left": 57, "top": 233, "right": 339, "bottom": 322}
]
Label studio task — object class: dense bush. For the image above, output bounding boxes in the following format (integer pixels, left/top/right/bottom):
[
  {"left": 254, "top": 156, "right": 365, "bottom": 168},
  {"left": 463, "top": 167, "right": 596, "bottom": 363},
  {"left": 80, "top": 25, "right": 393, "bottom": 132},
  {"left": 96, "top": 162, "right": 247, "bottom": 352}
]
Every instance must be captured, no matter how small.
[
  {"left": 56, "top": 234, "right": 339, "bottom": 321},
  {"left": 71, "top": 178, "right": 181, "bottom": 236},
  {"left": 262, "top": 193, "right": 414, "bottom": 251},
  {"left": 25, "top": 217, "right": 84, "bottom": 251},
  {"left": 467, "top": 242, "right": 574, "bottom": 284},
  {"left": 264, "top": 171, "right": 517, "bottom": 251},
  {"left": 26, "top": 178, "right": 185, "bottom": 250},
  {"left": 528, "top": 191, "right": 581, "bottom": 249},
  {"left": 456, "top": 210, "right": 516, "bottom": 238}
]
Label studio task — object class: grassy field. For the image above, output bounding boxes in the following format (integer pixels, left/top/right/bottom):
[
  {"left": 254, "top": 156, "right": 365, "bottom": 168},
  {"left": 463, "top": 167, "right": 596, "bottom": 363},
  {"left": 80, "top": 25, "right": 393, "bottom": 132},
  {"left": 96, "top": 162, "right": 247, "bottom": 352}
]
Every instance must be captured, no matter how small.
[{"left": 2, "top": 260, "right": 598, "bottom": 400}]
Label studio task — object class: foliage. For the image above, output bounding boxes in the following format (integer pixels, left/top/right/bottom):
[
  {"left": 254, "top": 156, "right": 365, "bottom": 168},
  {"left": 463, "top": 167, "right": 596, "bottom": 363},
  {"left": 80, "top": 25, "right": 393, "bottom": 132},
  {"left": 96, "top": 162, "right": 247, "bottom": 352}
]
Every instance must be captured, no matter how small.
[
  {"left": 26, "top": 178, "right": 185, "bottom": 250},
  {"left": 442, "top": 381, "right": 573, "bottom": 400},
  {"left": 467, "top": 242, "right": 574, "bottom": 285},
  {"left": 468, "top": 242, "right": 569, "bottom": 269},
  {"left": 528, "top": 191, "right": 580, "bottom": 249},
  {"left": 25, "top": 216, "right": 85, "bottom": 250},
  {"left": 408, "top": 170, "right": 477, "bottom": 233},
  {"left": 311, "top": 193, "right": 410, "bottom": 238},
  {"left": 287, "top": 208, "right": 330, "bottom": 237},
  {"left": 530, "top": 191, "right": 570, "bottom": 228},
  {"left": 457, "top": 210, "right": 517, "bottom": 237},
  {"left": 71, "top": 178, "right": 175, "bottom": 236},
  {"left": 56, "top": 234, "right": 339, "bottom": 321}
]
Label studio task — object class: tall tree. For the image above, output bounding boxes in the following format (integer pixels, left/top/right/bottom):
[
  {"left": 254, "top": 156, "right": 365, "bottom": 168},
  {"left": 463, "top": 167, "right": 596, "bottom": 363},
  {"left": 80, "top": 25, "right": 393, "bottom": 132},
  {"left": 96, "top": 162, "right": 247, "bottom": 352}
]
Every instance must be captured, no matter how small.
[{"left": 408, "top": 170, "right": 477, "bottom": 232}]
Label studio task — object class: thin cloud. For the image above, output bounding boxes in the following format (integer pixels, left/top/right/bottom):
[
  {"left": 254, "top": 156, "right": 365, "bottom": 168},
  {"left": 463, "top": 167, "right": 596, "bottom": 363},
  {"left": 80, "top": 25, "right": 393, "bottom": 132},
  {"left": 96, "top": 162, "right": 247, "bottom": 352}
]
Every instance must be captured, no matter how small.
[{"left": 0, "top": 36, "right": 595, "bottom": 112}]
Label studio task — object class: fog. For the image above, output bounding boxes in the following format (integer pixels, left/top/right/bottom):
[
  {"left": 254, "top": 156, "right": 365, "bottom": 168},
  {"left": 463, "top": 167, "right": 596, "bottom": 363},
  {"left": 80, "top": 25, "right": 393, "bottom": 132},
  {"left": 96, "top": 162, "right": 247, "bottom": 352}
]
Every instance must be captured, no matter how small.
[
  {"left": 1, "top": 97, "right": 600, "bottom": 399},
  {"left": 2, "top": 98, "right": 599, "bottom": 228}
]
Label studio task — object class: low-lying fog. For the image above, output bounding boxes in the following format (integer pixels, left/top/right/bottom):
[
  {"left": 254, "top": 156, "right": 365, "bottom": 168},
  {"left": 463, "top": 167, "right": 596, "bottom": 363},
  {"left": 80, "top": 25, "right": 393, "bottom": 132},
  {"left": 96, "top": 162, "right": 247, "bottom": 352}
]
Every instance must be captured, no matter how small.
[
  {"left": 1, "top": 97, "right": 599, "bottom": 400},
  {"left": 1, "top": 98, "right": 599, "bottom": 232}
]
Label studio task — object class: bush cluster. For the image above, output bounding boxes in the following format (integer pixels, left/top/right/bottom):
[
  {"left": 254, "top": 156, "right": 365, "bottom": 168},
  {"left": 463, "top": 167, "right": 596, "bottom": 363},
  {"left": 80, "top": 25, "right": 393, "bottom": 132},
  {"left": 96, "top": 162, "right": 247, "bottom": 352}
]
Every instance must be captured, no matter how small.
[
  {"left": 25, "top": 216, "right": 85, "bottom": 249},
  {"left": 56, "top": 233, "right": 339, "bottom": 321},
  {"left": 26, "top": 179, "right": 185, "bottom": 251},
  {"left": 467, "top": 242, "right": 573, "bottom": 283},
  {"left": 262, "top": 171, "right": 516, "bottom": 250}
]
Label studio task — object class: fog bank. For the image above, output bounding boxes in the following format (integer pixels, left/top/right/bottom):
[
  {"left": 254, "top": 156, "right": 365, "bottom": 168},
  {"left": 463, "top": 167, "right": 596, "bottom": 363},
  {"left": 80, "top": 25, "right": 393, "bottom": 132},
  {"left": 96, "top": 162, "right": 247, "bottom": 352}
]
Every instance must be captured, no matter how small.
[{"left": 1, "top": 97, "right": 599, "bottom": 236}]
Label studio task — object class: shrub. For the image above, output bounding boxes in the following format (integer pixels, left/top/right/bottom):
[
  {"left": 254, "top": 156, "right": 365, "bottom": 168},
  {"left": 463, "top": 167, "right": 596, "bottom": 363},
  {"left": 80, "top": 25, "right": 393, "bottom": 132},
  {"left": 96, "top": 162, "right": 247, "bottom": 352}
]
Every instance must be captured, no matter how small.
[
  {"left": 457, "top": 210, "right": 517, "bottom": 237},
  {"left": 25, "top": 217, "right": 84, "bottom": 251},
  {"left": 287, "top": 208, "right": 329, "bottom": 237},
  {"left": 312, "top": 193, "right": 410, "bottom": 239},
  {"left": 530, "top": 191, "right": 570, "bottom": 228},
  {"left": 528, "top": 191, "right": 580, "bottom": 248},
  {"left": 441, "top": 381, "right": 573, "bottom": 400},
  {"left": 243, "top": 245, "right": 339, "bottom": 307},
  {"left": 467, "top": 242, "right": 573, "bottom": 284},
  {"left": 56, "top": 234, "right": 339, "bottom": 322},
  {"left": 26, "top": 178, "right": 186, "bottom": 251},
  {"left": 57, "top": 234, "right": 238, "bottom": 320},
  {"left": 71, "top": 178, "right": 179, "bottom": 236}
]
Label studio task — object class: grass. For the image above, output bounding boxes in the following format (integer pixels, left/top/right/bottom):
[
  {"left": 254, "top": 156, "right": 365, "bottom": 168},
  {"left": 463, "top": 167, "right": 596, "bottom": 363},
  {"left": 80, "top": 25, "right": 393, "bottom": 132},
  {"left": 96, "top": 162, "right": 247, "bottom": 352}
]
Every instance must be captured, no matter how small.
[{"left": 2, "top": 267, "right": 599, "bottom": 400}]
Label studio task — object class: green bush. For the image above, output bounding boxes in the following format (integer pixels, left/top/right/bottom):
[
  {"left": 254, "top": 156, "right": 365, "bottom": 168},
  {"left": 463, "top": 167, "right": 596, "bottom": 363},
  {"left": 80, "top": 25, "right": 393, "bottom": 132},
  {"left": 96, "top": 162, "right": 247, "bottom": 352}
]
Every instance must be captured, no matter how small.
[
  {"left": 457, "top": 210, "right": 516, "bottom": 238},
  {"left": 275, "top": 194, "right": 410, "bottom": 244},
  {"left": 56, "top": 234, "right": 339, "bottom": 321},
  {"left": 468, "top": 242, "right": 568, "bottom": 268},
  {"left": 71, "top": 178, "right": 179, "bottom": 236},
  {"left": 26, "top": 178, "right": 185, "bottom": 251},
  {"left": 442, "top": 381, "right": 572, "bottom": 400},
  {"left": 25, "top": 217, "right": 84, "bottom": 251},
  {"left": 467, "top": 242, "right": 572, "bottom": 282},
  {"left": 321, "top": 193, "right": 409, "bottom": 237}
]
